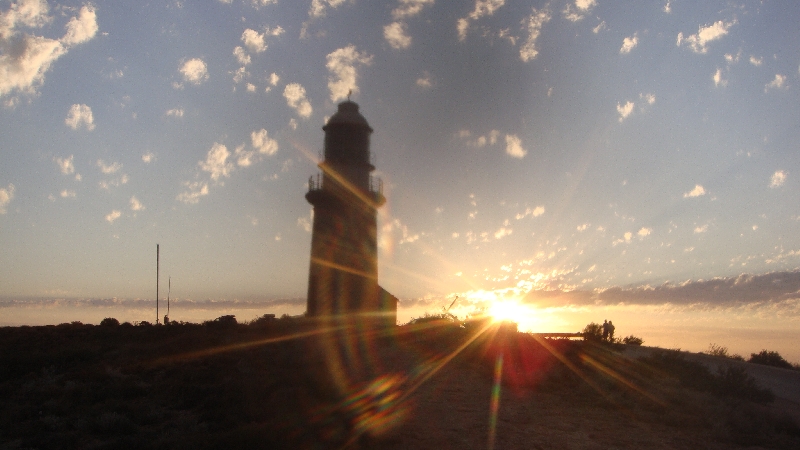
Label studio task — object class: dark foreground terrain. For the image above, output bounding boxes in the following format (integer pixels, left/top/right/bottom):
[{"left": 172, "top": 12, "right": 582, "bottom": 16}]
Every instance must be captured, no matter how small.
[{"left": 1, "top": 316, "right": 799, "bottom": 449}]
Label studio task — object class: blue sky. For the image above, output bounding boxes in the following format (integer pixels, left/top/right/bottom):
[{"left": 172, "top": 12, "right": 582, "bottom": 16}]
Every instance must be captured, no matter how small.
[{"left": 1, "top": 0, "right": 800, "bottom": 357}]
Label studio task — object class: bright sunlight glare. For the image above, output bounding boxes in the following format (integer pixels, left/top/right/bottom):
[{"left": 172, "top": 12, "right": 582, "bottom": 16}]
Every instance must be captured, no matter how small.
[{"left": 487, "top": 300, "right": 528, "bottom": 324}]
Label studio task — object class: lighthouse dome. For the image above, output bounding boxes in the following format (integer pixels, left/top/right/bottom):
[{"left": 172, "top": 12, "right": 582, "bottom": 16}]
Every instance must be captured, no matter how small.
[{"left": 323, "top": 101, "right": 373, "bottom": 132}]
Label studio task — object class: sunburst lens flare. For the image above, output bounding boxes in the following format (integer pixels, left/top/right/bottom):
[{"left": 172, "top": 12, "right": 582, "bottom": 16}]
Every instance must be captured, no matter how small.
[{"left": 487, "top": 300, "right": 527, "bottom": 324}]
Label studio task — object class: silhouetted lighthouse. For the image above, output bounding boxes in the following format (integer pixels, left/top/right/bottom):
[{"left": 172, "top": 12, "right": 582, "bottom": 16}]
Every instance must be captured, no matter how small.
[{"left": 305, "top": 100, "right": 397, "bottom": 326}]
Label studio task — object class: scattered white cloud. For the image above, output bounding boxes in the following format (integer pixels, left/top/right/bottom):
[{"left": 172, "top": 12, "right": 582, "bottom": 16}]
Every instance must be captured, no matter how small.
[
  {"left": 458, "top": 0, "right": 506, "bottom": 41},
  {"left": 199, "top": 143, "right": 234, "bottom": 182},
  {"left": 165, "top": 108, "right": 184, "bottom": 117},
  {"left": 416, "top": 71, "right": 432, "bottom": 88},
  {"left": 64, "top": 104, "right": 95, "bottom": 130},
  {"left": 129, "top": 196, "right": 144, "bottom": 211},
  {"left": 54, "top": 155, "right": 77, "bottom": 177},
  {"left": 142, "top": 152, "right": 155, "bottom": 163},
  {"left": 677, "top": 20, "right": 735, "bottom": 54},
  {"left": 233, "top": 46, "right": 250, "bottom": 65},
  {"left": 289, "top": 118, "right": 297, "bottom": 130},
  {"left": 713, "top": 68, "right": 727, "bottom": 87},
  {"left": 242, "top": 28, "right": 267, "bottom": 53},
  {"left": 246, "top": 83, "right": 256, "bottom": 92},
  {"left": 283, "top": 83, "right": 313, "bottom": 118},
  {"left": 0, "top": 3, "right": 98, "bottom": 100},
  {"left": 494, "top": 226, "right": 512, "bottom": 239},
  {"left": 576, "top": 223, "right": 589, "bottom": 231},
  {"left": 326, "top": 45, "right": 372, "bottom": 101},
  {"left": 724, "top": 50, "right": 741, "bottom": 64},
  {"left": 61, "top": 4, "right": 98, "bottom": 46},
  {"left": 96, "top": 159, "right": 121, "bottom": 174},
  {"left": 620, "top": 33, "right": 638, "bottom": 54},
  {"left": 519, "top": 7, "right": 550, "bottom": 62},
  {"left": 59, "top": 189, "right": 75, "bottom": 198},
  {"left": 251, "top": 129, "right": 278, "bottom": 155},
  {"left": 384, "top": 21, "right": 411, "bottom": 49},
  {"left": 592, "top": 21, "right": 606, "bottom": 34},
  {"left": 516, "top": 206, "right": 544, "bottom": 219},
  {"left": 0, "top": 183, "right": 14, "bottom": 213},
  {"left": 749, "top": 55, "right": 762, "bottom": 66},
  {"left": 663, "top": 1, "right": 671, "bottom": 13},
  {"left": 297, "top": 216, "right": 312, "bottom": 232},
  {"left": 684, "top": 184, "right": 705, "bottom": 198},
  {"left": 176, "top": 181, "right": 209, "bottom": 204},
  {"left": 637, "top": 227, "right": 652, "bottom": 237},
  {"left": 640, "top": 93, "right": 656, "bottom": 105},
  {"left": 234, "top": 144, "right": 255, "bottom": 167},
  {"left": 694, "top": 224, "right": 708, "bottom": 234},
  {"left": 269, "top": 72, "right": 279, "bottom": 86},
  {"left": 764, "top": 74, "right": 786, "bottom": 92},
  {"left": 563, "top": 0, "right": 596, "bottom": 22},
  {"left": 105, "top": 210, "right": 121, "bottom": 223},
  {"left": 309, "top": 0, "right": 349, "bottom": 18},
  {"left": 505, "top": 134, "right": 526, "bottom": 158},
  {"left": 770, "top": 170, "right": 786, "bottom": 188},
  {"left": 391, "top": 0, "right": 434, "bottom": 19},
  {"left": 616, "top": 101, "right": 634, "bottom": 122},
  {"left": 179, "top": 58, "right": 208, "bottom": 86}
]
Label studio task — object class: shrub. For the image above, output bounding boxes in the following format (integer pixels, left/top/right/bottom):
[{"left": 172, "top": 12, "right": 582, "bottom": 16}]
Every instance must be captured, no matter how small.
[
  {"left": 622, "top": 335, "right": 643, "bottom": 345},
  {"left": 100, "top": 317, "right": 120, "bottom": 327},
  {"left": 581, "top": 322, "right": 603, "bottom": 342},
  {"left": 749, "top": 350, "right": 793, "bottom": 369}
]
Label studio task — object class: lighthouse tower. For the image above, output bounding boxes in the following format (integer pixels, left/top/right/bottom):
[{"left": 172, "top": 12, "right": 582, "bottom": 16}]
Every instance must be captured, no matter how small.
[{"left": 305, "top": 100, "right": 397, "bottom": 326}]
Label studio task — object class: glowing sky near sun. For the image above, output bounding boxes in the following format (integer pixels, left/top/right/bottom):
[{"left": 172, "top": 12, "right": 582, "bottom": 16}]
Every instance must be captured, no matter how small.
[{"left": 1, "top": 0, "right": 800, "bottom": 360}]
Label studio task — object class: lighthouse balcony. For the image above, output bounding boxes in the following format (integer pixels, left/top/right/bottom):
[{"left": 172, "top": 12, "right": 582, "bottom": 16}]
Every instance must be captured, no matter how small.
[{"left": 306, "top": 174, "right": 385, "bottom": 207}]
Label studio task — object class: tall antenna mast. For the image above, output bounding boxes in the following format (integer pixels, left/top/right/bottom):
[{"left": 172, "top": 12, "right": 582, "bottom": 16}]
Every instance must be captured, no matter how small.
[
  {"left": 167, "top": 276, "right": 170, "bottom": 317},
  {"left": 156, "top": 244, "right": 159, "bottom": 325}
]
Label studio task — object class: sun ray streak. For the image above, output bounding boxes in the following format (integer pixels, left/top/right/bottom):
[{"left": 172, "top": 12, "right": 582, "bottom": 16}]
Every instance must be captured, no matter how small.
[
  {"left": 580, "top": 354, "right": 666, "bottom": 406},
  {"left": 488, "top": 353, "right": 504, "bottom": 450}
]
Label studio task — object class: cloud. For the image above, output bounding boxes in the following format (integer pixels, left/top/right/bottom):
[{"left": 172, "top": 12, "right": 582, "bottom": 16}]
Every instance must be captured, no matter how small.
[
  {"left": 283, "top": 82, "right": 312, "bottom": 118},
  {"left": 251, "top": 128, "right": 278, "bottom": 155},
  {"left": 241, "top": 28, "right": 267, "bottom": 53},
  {"left": 0, "top": 2, "right": 98, "bottom": 100},
  {"left": 640, "top": 93, "right": 656, "bottom": 105},
  {"left": 416, "top": 71, "right": 432, "bottom": 88},
  {"left": 64, "top": 103, "right": 95, "bottom": 130},
  {"left": 142, "top": 152, "right": 155, "bottom": 163},
  {"left": 765, "top": 74, "right": 786, "bottom": 92},
  {"left": 0, "top": 183, "right": 14, "bottom": 213},
  {"left": 683, "top": 184, "right": 705, "bottom": 198},
  {"left": 54, "top": 155, "right": 76, "bottom": 176},
  {"left": 309, "top": 0, "right": 349, "bottom": 18},
  {"left": 616, "top": 101, "right": 634, "bottom": 122},
  {"left": 519, "top": 7, "right": 550, "bottom": 62},
  {"left": 713, "top": 68, "right": 727, "bottom": 87},
  {"left": 694, "top": 224, "right": 708, "bottom": 234},
  {"left": 592, "top": 21, "right": 606, "bottom": 34},
  {"left": 166, "top": 108, "right": 184, "bottom": 117},
  {"left": 620, "top": 33, "right": 638, "bottom": 54},
  {"left": 105, "top": 210, "right": 121, "bottom": 223},
  {"left": 677, "top": 20, "right": 735, "bottom": 54},
  {"left": 129, "top": 196, "right": 144, "bottom": 211},
  {"left": 576, "top": 223, "right": 589, "bottom": 231},
  {"left": 59, "top": 189, "right": 75, "bottom": 198},
  {"left": 457, "top": 0, "right": 506, "bottom": 41},
  {"left": 663, "top": 1, "right": 671, "bottom": 13},
  {"left": 199, "top": 143, "right": 234, "bottom": 181},
  {"left": 297, "top": 216, "right": 311, "bottom": 232},
  {"left": 515, "top": 206, "right": 544, "bottom": 219},
  {"left": 770, "top": 170, "right": 786, "bottom": 188},
  {"left": 179, "top": 58, "right": 208, "bottom": 86},
  {"left": 61, "top": 5, "right": 98, "bottom": 46},
  {"left": 176, "top": 181, "right": 209, "bottom": 204},
  {"left": 392, "top": 0, "right": 434, "bottom": 19},
  {"left": 326, "top": 45, "right": 372, "bottom": 101},
  {"left": 234, "top": 144, "right": 255, "bottom": 167},
  {"left": 505, "top": 134, "right": 526, "bottom": 158},
  {"left": 749, "top": 55, "right": 762, "bottom": 66},
  {"left": 233, "top": 46, "right": 250, "bottom": 65},
  {"left": 637, "top": 227, "right": 652, "bottom": 237},
  {"left": 384, "top": 21, "right": 411, "bottom": 49},
  {"left": 563, "top": 0, "right": 596, "bottom": 22},
  {"left": 96, "top": 159, "right": 121, "bottom": 174}
]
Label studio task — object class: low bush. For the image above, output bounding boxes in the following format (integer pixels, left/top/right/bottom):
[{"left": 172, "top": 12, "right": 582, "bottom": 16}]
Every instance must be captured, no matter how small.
[
  {"left": 749, "top": 350, "right": 793, "bottom": 369},
  {"left": 622, "top": 335, "right": 644, "bottom": 345},
  {"left": 100, "top": 317, "right": 120, "bottom": 327}
]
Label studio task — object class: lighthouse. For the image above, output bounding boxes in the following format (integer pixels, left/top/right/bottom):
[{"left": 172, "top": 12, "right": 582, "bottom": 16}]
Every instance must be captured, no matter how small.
[{"left": 305, "top": 100, "right": 397, "bottom": 326}]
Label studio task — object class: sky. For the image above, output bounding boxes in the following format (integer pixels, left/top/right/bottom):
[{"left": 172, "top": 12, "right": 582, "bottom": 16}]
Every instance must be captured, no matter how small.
[{"left": 1, "top": 0, "right": 800, "bottom": 360}]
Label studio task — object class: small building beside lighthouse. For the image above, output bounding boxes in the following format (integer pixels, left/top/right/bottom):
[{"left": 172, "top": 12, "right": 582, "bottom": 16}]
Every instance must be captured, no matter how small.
[{"left": 305, "top": 100, "right": 397, "bottom": 326}]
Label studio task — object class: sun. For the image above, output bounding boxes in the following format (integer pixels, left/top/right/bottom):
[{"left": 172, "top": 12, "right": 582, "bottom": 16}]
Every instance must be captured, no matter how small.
[{"left": 487, "top": 300, "right": 527, "bottom": 324}]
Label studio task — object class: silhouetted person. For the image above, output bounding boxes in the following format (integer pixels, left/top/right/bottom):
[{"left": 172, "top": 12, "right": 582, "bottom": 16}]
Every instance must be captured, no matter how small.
[
  {"left": 608, "top": 321, "right": 615, "bottom": 342},
  {"left": 602, "top": 320, "right": 609, "bottom": 341}
]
